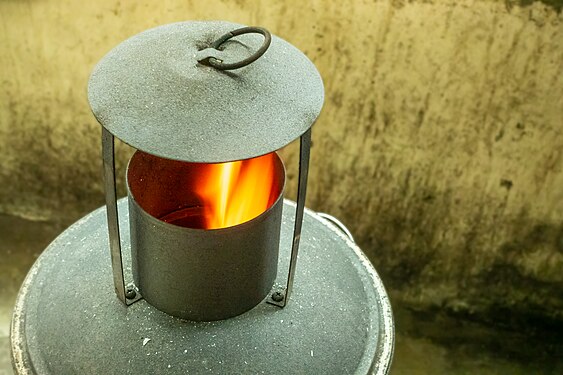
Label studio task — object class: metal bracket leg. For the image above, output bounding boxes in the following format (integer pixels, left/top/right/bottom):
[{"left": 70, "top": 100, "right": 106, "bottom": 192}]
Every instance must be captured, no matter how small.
[
  {"left": 268, "top": 128, "right": 311, "bottom": 307},
  {"left": 102, "top": 128, "right": 141, "bottom": 306}
]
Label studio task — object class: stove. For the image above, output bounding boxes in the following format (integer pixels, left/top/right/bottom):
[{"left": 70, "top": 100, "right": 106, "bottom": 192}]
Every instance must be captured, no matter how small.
[{"left": 10, "top": 21, "right": 394, "bottom": 374}]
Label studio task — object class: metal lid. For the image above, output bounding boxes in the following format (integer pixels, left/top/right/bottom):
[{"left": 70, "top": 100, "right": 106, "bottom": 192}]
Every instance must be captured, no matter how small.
[{"left": 88, "top": 21, "right": 324, "bottom": 163}]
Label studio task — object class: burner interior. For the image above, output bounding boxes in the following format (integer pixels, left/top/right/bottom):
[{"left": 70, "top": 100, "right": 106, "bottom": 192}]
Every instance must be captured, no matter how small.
[{"left": 127, "top": 151, "right": 285, "bottom": 229}]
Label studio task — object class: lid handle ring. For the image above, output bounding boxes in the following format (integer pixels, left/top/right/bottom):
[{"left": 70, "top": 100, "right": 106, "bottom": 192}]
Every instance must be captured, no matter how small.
[{"left": 198, "top": 26, "right": 272, "bottom": 70}]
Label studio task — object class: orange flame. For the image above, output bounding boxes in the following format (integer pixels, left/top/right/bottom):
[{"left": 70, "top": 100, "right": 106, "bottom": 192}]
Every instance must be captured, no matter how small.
[{"left": 195, "top": 153, "right": 278, "bottom": 229}]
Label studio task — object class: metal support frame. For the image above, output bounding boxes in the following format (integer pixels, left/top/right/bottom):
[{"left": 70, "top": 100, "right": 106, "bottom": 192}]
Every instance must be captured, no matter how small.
[
  {"left": 268, "top": 128, "right": 312, "bottom": 307},
  {"left": 102, "top": 128, "right": 142, "bottom": 306},
  {"left": 104, "top": 126, "right": 312, "bottom": 310}
]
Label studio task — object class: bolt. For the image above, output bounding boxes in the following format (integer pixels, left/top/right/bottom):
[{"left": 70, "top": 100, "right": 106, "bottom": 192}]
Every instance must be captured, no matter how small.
[
  {"left": 125, "top": 287, "right": 137, "bottom": 299},
  {"left": 272, "top": 291, "right": 284, "bottom": 302}
]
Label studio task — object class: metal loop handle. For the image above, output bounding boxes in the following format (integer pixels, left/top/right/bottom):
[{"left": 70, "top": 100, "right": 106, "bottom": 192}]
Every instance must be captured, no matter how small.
[{"left": 198, "top": 26, "right": 272, "bottom": 70}]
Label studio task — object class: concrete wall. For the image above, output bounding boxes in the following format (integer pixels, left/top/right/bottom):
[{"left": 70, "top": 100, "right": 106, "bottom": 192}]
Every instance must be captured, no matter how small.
[{"left": 1, "top": 0, "right": 562, "bottom": 330}]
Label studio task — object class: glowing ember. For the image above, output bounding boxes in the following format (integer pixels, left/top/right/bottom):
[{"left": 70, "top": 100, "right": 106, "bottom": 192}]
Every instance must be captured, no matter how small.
[{"left": 195, "top": 153, "right": 278, "bottom": 229}]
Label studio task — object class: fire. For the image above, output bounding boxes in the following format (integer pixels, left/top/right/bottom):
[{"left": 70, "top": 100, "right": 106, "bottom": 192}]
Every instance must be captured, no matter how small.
[{"left": 196, "top": 153, "right": 278, "bottom": 229}]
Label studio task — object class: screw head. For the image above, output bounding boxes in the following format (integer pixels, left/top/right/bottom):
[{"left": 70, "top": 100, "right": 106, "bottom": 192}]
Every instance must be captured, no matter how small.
[
  {"left": 125, "top": 287, "right": 137, "bottom": 299},
  {"left": 271, "top": 291, "right": 284, "bottom": 302}
]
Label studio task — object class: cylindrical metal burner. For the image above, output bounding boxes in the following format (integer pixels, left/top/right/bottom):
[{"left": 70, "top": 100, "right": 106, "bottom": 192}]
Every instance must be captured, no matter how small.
[{"left": 127, "top": 151, "right": 286, "bottom": 321}]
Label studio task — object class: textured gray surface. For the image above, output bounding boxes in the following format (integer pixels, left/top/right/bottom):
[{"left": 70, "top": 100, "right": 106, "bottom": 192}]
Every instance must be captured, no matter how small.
[
  {"left": 11, "top": 200, "right": 393, "bottom": 375},
  {"left": 88, "top": 21, "right": 324, "bottom": 163}
]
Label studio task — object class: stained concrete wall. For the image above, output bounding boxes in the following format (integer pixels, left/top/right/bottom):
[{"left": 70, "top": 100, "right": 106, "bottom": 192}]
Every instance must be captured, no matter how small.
[{"left": 1, "top": 0, "right": 562, "bottom": 330}]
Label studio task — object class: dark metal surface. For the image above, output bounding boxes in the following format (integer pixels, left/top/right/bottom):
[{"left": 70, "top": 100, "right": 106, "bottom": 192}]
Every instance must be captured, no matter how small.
[
  {"left": 129, "top": 196, "right": 283, "bottom": 321},
  {"left": 11, "top": 200, "right": 394, "bottom": 374},
  {"left": 88, "top": 21, "right": 324, "bottom": 163},
  {"left": 198, "top": 26, "right": 271, "bottom": 70}
]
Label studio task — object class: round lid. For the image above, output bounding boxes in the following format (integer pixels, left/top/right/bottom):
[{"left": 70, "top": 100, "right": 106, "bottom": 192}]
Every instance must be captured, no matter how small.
[{"left": 88, "top": 21, "right": 324, "bottom": 163}]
